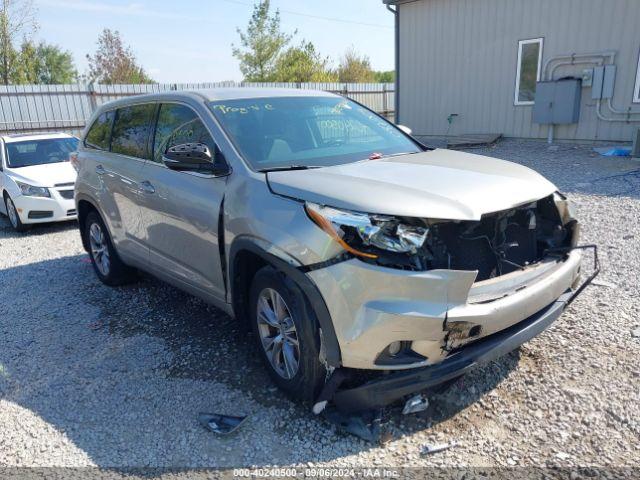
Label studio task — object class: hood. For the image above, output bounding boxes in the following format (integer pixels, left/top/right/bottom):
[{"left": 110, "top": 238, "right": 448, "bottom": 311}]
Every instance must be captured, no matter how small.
[
  {"left": 6, "top": 162, "right": 77, "bottom": 187},
  {"left": 267, "top": 149, "right": 557, "bottom": 220}
]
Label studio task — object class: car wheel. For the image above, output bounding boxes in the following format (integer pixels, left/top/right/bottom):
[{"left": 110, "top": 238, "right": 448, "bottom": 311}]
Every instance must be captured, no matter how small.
[
  {"left": 4, "top": 195, "right": 28, "bottom": 232},
  {"left": 84, "top": 210, "right": 136, "bottom": 286},
  {"left": 249, "top": 266, "right": 326, "bottom": 402}
]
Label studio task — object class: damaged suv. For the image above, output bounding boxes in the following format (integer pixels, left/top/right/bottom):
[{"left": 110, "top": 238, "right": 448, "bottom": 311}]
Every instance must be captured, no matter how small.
[{"left": 74, "top": 89, "right": 596, "bottom": 414}]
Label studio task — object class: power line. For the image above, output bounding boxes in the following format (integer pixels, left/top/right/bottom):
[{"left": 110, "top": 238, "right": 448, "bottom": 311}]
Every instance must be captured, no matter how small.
[{"left": 219, "top": 0, "right": 394, "bottom": 29}]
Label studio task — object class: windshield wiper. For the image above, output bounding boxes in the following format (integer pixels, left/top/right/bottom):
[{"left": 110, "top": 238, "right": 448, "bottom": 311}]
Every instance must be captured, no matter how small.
[
  {"left": 258, "top": 165, "right": 322, "bottom": 173},
  {"left": 380, "top": 151, "right": 421, "bottom": 159}
]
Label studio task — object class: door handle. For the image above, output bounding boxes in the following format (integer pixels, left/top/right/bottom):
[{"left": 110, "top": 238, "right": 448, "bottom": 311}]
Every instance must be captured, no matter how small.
[
  {"left": 139, "top": 180, "right": 155, "bottom": 194},
  {"left": 95, "top": 165, "right": 106, "bottom": 175}
]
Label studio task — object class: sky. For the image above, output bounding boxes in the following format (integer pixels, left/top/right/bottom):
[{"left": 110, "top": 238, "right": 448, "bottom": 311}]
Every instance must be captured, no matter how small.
[{"left": 35, "top": 0, "right": 395, "bottom": 83}]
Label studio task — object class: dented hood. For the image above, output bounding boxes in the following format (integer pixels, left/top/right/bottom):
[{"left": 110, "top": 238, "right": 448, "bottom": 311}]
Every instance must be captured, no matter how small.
[{"left": 267, "top": 149, "right": 557, "bottom": 220}]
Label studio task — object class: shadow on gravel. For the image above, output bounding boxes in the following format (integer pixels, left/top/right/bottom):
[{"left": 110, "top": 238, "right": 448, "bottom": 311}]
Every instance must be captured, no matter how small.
[
  {"left": 0, "top": 216, "right": 78, "bottom": 239},
  {"left": 0, "top": 254, "right": 518, "bottom": 466}
]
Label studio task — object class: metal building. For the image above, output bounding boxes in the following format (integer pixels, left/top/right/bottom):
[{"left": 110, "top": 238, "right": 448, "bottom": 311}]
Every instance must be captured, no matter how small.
[{"left": 384, "top": 0, "right": 640, "bottom": 142}]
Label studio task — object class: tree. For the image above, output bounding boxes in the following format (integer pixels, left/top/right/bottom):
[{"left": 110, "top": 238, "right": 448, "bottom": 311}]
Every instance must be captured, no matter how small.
[
  {"left": 232, "top": 0, "right": 293, "bottom": 82},
  {"left": 373, "top": 70, "right": 395, "bottom": 83},
  {"left": 0, "top": 0, "right": 37, "bottom": 84},
  {"left": 86, "top": 29, "right": 153, "bottom": 84},
  {"left": 273, "top": 41, "right": 337, "bottom": 83},
  {"left": 337, "top": 48, "right": 374, "bottom": 83},
  {"left": 36, "top": 43, "right": 76, "bottom": 83},
  {"left": 14, "top": 40, "right": 76, "bottom": 84}
]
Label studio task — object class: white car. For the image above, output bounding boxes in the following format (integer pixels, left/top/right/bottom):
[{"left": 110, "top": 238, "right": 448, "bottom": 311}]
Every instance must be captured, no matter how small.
[{"left": 0, "top": 132, "right": 79, "bottom": 231}]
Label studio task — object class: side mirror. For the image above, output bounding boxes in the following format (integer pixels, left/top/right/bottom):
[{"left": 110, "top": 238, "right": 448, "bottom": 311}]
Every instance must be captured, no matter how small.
[
  {"left": 163, "top": 143, "right": 229, "bottom": 176},
  {"left": 397, "top": 124, "right": 413, "bottom": 136}
]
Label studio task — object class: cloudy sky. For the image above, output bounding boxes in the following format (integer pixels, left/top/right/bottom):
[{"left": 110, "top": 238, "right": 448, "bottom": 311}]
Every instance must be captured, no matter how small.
[{"left": 36, "top": 0, "right": 395, "bottom": 83}]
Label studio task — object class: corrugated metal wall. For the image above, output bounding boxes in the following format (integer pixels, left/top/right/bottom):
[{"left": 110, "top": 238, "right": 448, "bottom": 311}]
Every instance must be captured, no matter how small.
[
  {"left": 0, "top": 82, "right": 395, "bottom": 137},
  {"left": 398, "top": 0, "right": 640, "bottom": 141}
]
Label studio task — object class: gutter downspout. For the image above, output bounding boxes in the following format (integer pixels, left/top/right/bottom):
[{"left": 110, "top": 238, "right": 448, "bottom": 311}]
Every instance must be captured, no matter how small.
[{"left": 387, "top": 3, "right": 399, "bottom": 124}]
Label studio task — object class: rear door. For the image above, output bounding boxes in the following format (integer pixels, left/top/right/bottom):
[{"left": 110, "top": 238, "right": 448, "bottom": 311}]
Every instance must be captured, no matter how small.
[
  {"left": 138, "top": 102, "right": 228, "bottom": 300},
  {"left": 91, "top": 103, "right": 156, "bottom": 263}
]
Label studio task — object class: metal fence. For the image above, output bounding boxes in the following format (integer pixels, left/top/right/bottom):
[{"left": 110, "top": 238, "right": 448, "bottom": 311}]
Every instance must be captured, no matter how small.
[{"left": 0, "top": 82, "right": 395, "bottom": 137}]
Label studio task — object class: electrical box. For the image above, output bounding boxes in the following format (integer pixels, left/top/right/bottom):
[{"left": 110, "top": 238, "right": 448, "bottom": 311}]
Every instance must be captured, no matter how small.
[
  {"left": 532, "top": 79, "right": 582, "bottom": 125},
  {"left": 582, "top": 68, "right": 593, "bottom": 87},
  {"left": 592, "top": 65, "right": 617, "bottom": 99}
]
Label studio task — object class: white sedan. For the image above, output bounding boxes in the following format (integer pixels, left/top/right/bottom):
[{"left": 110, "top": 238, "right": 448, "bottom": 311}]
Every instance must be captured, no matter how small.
[{"left": 0, "top": 133, "right": 79, "bottom": 231}]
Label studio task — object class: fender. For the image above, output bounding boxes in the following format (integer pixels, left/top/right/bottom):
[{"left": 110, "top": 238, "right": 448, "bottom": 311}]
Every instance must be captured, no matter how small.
[{"left": 229, "top": 237, "right": 342, "bottom": 367}]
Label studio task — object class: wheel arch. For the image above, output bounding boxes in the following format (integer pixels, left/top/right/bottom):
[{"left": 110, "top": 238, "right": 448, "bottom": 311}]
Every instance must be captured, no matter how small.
[
  {"left": 229, "top": 237, "right": 342, "bottom": 367},
  {"left": 76, "top": 194, "right": 101, "bottom": 252}
]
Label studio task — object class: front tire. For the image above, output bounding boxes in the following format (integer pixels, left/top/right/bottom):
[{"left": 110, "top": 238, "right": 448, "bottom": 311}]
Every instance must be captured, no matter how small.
[
  {"left": 84, "top": 210, "right": 136, "bottom": 286},
  {"left": 249, "top": 266, "right": 326, "bottom": 402},
  {"left": 4, "top": 195, "right": 28, "bottom": 232}
]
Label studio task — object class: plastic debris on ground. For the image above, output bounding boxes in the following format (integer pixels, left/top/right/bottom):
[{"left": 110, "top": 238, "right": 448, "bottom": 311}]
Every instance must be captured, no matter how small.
[
  {"left": 323, "top": 408, "right": 385, "bottom": 443},
  {"left": 402, "top": 394, "right": 429, "bottom": 415},
  {"left": 593, "top": 146, "right": 632, "bottom": 157},
  {"left": 422, "top": 441, "right": 458, "bottom": 455},
  {"left": 591, "top": 279, "right": 617, "bottom": 288},
  {"left": 198, "top": 412, "right": 248, "bottom": 435}
]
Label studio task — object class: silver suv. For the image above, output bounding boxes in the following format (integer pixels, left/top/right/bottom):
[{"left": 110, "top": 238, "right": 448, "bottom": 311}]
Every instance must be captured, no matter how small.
[{"left": 74, "top": 89, "right": 596, "bottom": 414}]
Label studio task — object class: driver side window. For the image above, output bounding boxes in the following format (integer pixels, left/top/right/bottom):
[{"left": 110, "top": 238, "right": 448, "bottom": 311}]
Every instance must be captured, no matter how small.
[{"left": 153, "top": 103, "right": 218, "bottom": 164}]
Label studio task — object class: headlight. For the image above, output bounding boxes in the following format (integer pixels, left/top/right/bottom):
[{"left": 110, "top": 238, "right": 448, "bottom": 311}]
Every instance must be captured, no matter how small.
[
  {"left": 15, "top": 181, "right": 50, "bottom": 198},
  {"left": 305, "top": 202, "right": 428, "bottom": 259}
]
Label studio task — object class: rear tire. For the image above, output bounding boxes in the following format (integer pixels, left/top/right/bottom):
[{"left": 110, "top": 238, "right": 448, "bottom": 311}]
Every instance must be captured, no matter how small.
[
  {"left": 249, "top": 266, "right": 326, "bottom": 402},
  {"left": 84, "top": 210, "right": 136, "bottom": 286},
  {"left": 4, "top": 194, "right": 28, "bottom": 232}
]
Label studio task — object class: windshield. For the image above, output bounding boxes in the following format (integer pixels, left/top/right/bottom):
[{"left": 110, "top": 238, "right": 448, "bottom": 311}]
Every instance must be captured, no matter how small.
[
  {"left": 5, "top": 137, "right": 79, "bottom": 168},
  {"left": 209, "top": 96, "right": 421, "bottom": 171}
]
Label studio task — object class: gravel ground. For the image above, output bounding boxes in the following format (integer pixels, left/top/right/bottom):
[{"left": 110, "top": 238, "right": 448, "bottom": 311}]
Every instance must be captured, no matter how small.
[{"left": 0, "top": 139, "right": 638, "bottom": 470}]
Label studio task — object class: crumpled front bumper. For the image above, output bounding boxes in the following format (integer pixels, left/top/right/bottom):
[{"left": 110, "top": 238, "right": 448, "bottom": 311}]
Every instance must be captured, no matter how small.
[
  {"left": 308, "top": 250, "right": 583, "bottom": 370},
  {"left": 312, "top": 245, "right": 598, "bottom": 413},
  {"left": 332, "top": 290, "right": 571, "bottom": 413}
]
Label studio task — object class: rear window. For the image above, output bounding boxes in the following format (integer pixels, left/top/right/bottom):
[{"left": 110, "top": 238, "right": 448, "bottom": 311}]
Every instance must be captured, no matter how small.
[
  {"left": 85, "top": 110, "right": 114, "bottom": 150},
  {"left": 111, "top": 104, "right": 156, "bottom": 159}
]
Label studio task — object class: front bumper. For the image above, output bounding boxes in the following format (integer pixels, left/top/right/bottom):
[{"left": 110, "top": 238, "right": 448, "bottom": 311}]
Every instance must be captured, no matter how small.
[
  {"left": 308, "top": 250, "right": 583, "bottom": 370},
  {"left": 332, "top": 290, "right": 571, "bottom": 413},
  {"left": 13, "top": 190, "right": 76, "bottom": 224},
  {"left": 322, "top": 245, "right": 598, "bottom": 413}
]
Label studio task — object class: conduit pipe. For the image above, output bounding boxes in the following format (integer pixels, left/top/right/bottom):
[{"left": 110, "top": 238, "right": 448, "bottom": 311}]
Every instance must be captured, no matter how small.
[
  {"left": 543, "top": 51, "right": 616, "bottom": 81},
  {"left": 606, "top": 98, "right": 640, "bottom": 118},
  {"left": 596, "top": 100, "right": 640, "bottom": 123}
]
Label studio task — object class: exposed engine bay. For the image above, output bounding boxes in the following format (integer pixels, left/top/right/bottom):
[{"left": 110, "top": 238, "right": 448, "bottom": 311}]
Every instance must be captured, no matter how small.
[{"left": 338, "top": 194, "right": 577, "bottom": 280}]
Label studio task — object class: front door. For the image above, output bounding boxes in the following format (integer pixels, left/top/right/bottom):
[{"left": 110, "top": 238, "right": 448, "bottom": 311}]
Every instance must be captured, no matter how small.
[{"left": 139, "top": 102, "right": 228, "bottom": 301}]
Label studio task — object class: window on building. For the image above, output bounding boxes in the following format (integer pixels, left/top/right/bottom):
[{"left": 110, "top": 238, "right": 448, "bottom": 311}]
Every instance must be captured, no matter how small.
[
  {"left": 111, "top": 103, "right": 156, "bottom": 159},
  {"left": 634, "top": 49, "right": 640, "bottom": 103},
  {"left": 515, "top": 38, "right": 544, "bottom": 106}
]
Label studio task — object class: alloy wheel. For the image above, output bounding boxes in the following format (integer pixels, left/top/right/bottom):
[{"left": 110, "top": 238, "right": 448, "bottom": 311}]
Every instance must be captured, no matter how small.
[
  {"left": 256, "top": 287, "right": 300, "bottom": 379},
  {"left": 89, "top": 222, "right": 110, "bottom": 276}
]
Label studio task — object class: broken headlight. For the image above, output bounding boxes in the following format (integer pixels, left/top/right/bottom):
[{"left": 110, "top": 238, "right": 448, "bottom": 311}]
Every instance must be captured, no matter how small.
[{"left": 305, "top": 202, "right": 428, "bottom": 259}]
